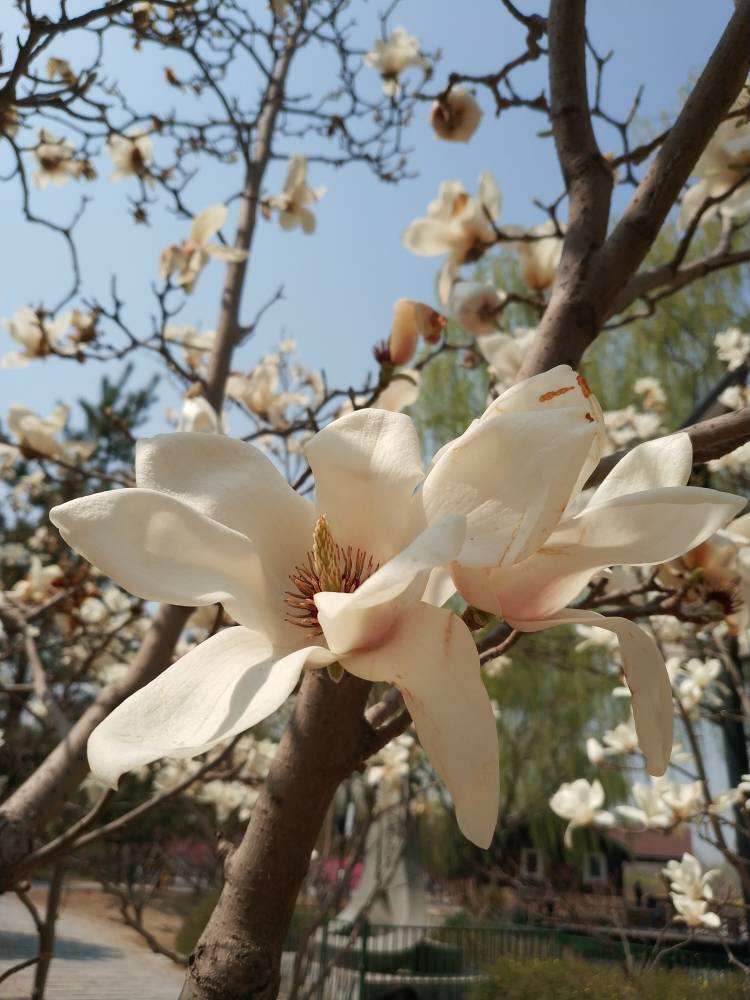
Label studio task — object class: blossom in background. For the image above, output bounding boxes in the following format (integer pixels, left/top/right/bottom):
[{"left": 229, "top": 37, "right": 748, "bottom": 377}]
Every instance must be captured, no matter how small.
[
  {"left": 366, "top": 735, "right": 413, "bottom": 811},
  {"left": 603, "top": 405, "right": 663, "bottom": 450},
  {"left": 372, "top": 370, "right": 421, "bottom": 412},
  {"left": 476, "top": 327, "right": 536, "bottom": 389},
  {"left": 715, "top": 326, "right": 750, "bottom": 370},
  {"left": 159, "top": 204, "right": 248, "bottom": 293},
  {"left": 437, "top": 369, "right": 743, "bottom": 775},
  {"left": 663, "top": 853, "right": 721, "bottom": 929},
  {"left": 708, "top": 440, "right": 750, "bottom": 474},
  {"left": 6, "top": 556, "right": 63, "bottom": 605},
  {"left": 676, "top": 658, "right": 722, "bottom": 710},
  {"left": 450, "top": 282, "right": 507, "bottom": 336},
  {"left": 46, "top": 57, "right": 78, "bottom": 86},
  {"left": 33, "top": 129, "right": 92, "bottom": 188},
  {"left": 265, "top": 154, "right": 325, "bottom": 234},
  {"left": 177, "top": 396, "right": 225, "bottom": 434},
  {"left": 50, "top": 410, "right": 510, "bottom": 847},
  {"left": 364, "top": 27, "right": 426, "bottom": 96},
  {"left": 514, "top": 221, "right": 563, "bottom": 292},
  {"left": 429, "top": 88, "right": 483, "bottom": 143},
  {"left": 388, "top": 299, "right": 445, "bottom": 364},
  {"left": 601, "top": 719, "right": 639, "bottom": 756},
  {"left": 7, "top": 403, "right": 94, "bottom": 464},
  {"left": 1, "top": 307, "right": 73, "bottom": 368},
  {"left": 633, "top": 376, "right": 667, "bottom": 411},
  {"left": 164, "top": 324, "right": 216, "bottom": 369},
  {"left": 660, "top": 780, "right": 705, "bottom": 823},
  {"left": 679, "top": 99, "right": 750, "bottom": 229},
  {"left": 616, "top": 778, "right": 673, "bottom": 830},
  {"left": 107, "top": 129, "right": 153, "bottom": 181},
  {"left": 550, "top": 778, "right": 614, "bottom": 848},
  {"left": 402, "top": 172, "right": 501, "bottom": 304}
]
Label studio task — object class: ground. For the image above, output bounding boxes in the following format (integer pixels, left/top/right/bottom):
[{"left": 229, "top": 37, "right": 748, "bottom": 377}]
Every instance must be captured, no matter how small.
[{"left": 0, "top": 883, "right": 185, "bottom": 999}]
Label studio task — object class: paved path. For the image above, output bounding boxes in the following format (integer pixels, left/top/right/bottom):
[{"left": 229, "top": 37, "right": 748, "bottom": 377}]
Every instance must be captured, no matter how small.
[{"left": 0, "top": 892, "right": 183, "bottom": 999}]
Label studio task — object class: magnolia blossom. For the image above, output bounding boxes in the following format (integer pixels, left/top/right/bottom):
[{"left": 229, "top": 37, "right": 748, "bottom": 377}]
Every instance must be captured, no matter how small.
[
  {"left": 633, "top": 376, "right": 666, "bottom": 411},
  {"left": 660, "top": 780, "right": 705, "bottom": 822},
  {"left": 718, "top": 383, "right": 750, "bottom": 411},
  {"left": 429, "top": 89, "right": 483, "bottom": 143},
  {"left": 450, "top": 282, "right": 507, "bottom": 336},
  {"left": 679, "top": 100, "right": 750, "bottom": 228},
  {"left": 366, "top": 735, "right": 413, "bottom": 811},
  {"left": 402, "top": 173, "right": 501, "bottom": 305},
  {"left": 550, "top": 778, "right": 614, "bottom": 848},
  {"left": 677, "top": 658, "right": 721, "bottom": 710},
  {"left": 603, "top": 405, "right": 663, "bottom": 449},
  {"left": 715, "top": 326, "right": 750, "bottom": 370},
  {"left": 364, "top": 27, "right": 425, "bottom": 96},
  {"left": 708, "top": 439, "right": 750, "bottom": 474},
  {"left": 159, "top": 205, "right": 247, "bottom": 293},
  {"left": 164, "top": 324, "right": 216, "bottom": 369},
  {"left": 672, "top": 895, "right": 721, "bottom": 929},
  {"left": 574, "top": 624, "right": 619, "bottom": 654},
  {"left": 265, "top": 155, "right": 325, "bottom": 234},
  {"left": 6, "top": 556, "right": 63, "bottom": 605},
  {"left": 476, "top": 327, "right": 536, "bottom": 389},
  {"left": 388, "top": 299, "right": 445, "bottom": 364},
  {"left": 617, "top": 777, "right": 673, "bottom": 830},
  {"left": 7, "top": 404, "right": 94, "bottom": 464},
  {"left": 50, "top": 411, "right": 506, "bottom": 846},
  {"left": 33, "top": 129, "right": 90, "bottom": 188},
  {"left": 178, "top": 396, "right": 225, "bottom": 434},
  {"left": 438, "top": 368, "right": 743, "bottom": 775},
  {"left": 663, "top": 853, "right": 720, "bottom": 914},
  {"left": 2, "top": 307, "right": 73, "bottom": 368},
  {"left": 514, "top": 221, "right": 563, "bottom": 292},
  {"left": 373, "top": 370, "right": 421, "bottom": 412},
  {"left": 602, "top": 720, "right": 639, "bottom": 756},
  {"left": 107, "top": 130, "right": 153, "bottom": 181}
]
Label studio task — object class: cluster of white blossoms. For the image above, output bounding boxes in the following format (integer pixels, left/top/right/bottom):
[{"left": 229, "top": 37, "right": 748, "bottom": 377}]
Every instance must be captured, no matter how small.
[
  {"left": 364, "top": 27, "right": 427, "bottom": 97},
  {"left": 663, "top": 853, "right": 721, "bottom": 929},
  {"left": 106, "top": 129, "right": 154, "bottom": 182},
  {"left": 33, "top": 129, "right": 95, "bottom": 188},
  {"left": 706, "top": 326, "right": 750, "bottom": 472},
  {"left": 1, "top": 404, "right": 95, "bottom": 467},
  {"left": 226, "top": 341, "right": 325, "bottom": 434},
  {"left": 159, "top": 204, "right": 248, "bottom": 294},
  {"left": 49, "top": 367, "right": 743, "bottom": 847}
]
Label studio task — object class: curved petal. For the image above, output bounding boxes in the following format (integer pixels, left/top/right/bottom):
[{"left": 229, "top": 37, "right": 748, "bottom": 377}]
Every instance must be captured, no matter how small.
[
  {"left": 450, "top": 563, "right": 502, "bottom": 616},
  {"left": 190, "top": 204, "right": 227, "bottom": 244},
  {"left": 402, "top": 218, "right": 450, "bottom": 257},
  {"left": 87, "top": 627, "right": 335, "bottom": 787},
  {"left": 204, "top": 244, "right": 248, "bottom": 263},
  {"left": 316, "top": 517, "right": 465, "bottom": 656},
  {"left": 422, "top": 567, "right": 456, "bottom": 606},
  {"left": 510, "top": 609, "right": 673, "bottom": 776},
  {"left": 343, "top": 603, "right": 499, "bottom": 847},
  {"left": 50, "top": 488, "right": 261, "bottom": 611},
  {"left": 423, "top": 409, "right": 598, "bottom": 566},
  {"left": 478, "top": 170, "right": 501, "bottom": 219},
  {"left": 305, "top": 408, "right": 425, "bottom": 564},
  {"left": 135, "top": 433, "right": 314, "bottom": 592},
  {"left": 373, "top": 371, "right": 420, "bottom": 412},
  {"left": 589, "top": 433, "right": 692, "bottom": 507},
  {"left": 493, "top": 486, "right": 745, "bottom": 621}
]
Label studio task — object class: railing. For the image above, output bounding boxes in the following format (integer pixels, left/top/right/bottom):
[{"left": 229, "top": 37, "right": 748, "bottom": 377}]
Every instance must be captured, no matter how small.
[{"left": 281, "top": 919, "right": 743, "bottom": 999}]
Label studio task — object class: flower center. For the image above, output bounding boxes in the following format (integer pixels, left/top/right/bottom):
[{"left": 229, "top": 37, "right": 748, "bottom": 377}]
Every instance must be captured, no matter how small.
[{"left": 283, "top": 515, "right": 378, "bottom": 634}]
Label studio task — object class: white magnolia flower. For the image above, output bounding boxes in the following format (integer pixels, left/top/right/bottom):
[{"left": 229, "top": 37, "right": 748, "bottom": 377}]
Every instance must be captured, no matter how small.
[
  {"left": 367, "top": 737, "right": 411, "bottom": 811},
  {"left": 574, "top": 624, "right": 619, "bottom": 654},
  {"left": 660, "top": 780, "right": 705, "bottom": 822},
  {"left": 677, "top": 658, "right": 721, "bottom": 710},
  {"left": 617, "top": 777, "right": 673, "bottom": 830},
  {"left": 719, "top": 383, "right": 750, "bottom": 411},
  {"left": 226, "top": 358, "right": 281, "bottom": 416},
  {"left": 107, "top": 130, "right": 153, "bottom": 181},
  {"left": 439, "top": 368, "right": 743, "bottom": 776},
  {"left": 389, "top": 299, "right": 445, "bottom": 364},
  {"left": 604, "top": 405, "right": 663, "bottom": 449},
  {"left": 7, "top": 556, "right": 63, "bottom": 605},
  {"left": 2, "top": 307, "right": 73, "bottom": 368},
  {"left": 633, "top": 376, "right": 666, "bottom": 411},
  {"left": 364, "top": 27, "right": 426, "bottom": 96},
  {"left": 708, "top": 788, "right": 741, "bottom": 815},
  {"left": 708, "top": 439, "right": 750, "bottom": 474},
  {"left": 679, "top": 100, "right": 750, "bottom": 228},
  {"left": 159, "top": 205, "right": 248, "bottom": 293},
  {"left": 402, "top": 173, "right": 502, "bottom": 305},
  {"left": 450, "top": 282, "right": 507, "bottom": 336},
  {"left": 672, "top": 894, "right": 721, "bottom": 929},
  {"left": 550, "top": 778, "right": 614, "bottom": 848},
  {"left": 476, "top": 327, "right": 536, "bottom": 388},
  {"left": 429, "top": 88, "right": 483, "bottom": 143},
  {"left": 514, "top": 221, "right": 563, "bottom": 292},
  {"left": 266, "top": 154, "right": 325, "bottom": 234},
  {"left": 33, "top": 129, "right": 86, "bottom": 188},
  {"left": 164, "top": 324, "right": 216, "bottom": 369},
  {"left": 602, "top": 719, "right": 639, "bottom": 756},
  {"left": 373, "top": 370, "right": 420, "bottom": 412},
  {"left": 484, "top": 654, "right": 511, "bottom": 679},
  {"left": 178, "top": 396, "right": 225, "bottom": 434},
  {"left": 7, "top": 403, "right": 93, "bottom": 463},
  {"left": 663, "top": 852, "right": 719, "bottom": 901},
  {"left": 50, "top": 411, "right": 505, "bottom": 847},
  {"left": 715, "top": 326, "right": 750, "bottom": 370},
  {"left": 586, "top": 737, "right": 606, "bottom": 765}
]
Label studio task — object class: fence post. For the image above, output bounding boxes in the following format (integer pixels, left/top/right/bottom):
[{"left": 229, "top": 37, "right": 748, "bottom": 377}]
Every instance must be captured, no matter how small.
[
  {"left": 316, "top": 917, "right": 329, "bottom": 1000},
  {"left": 359, "top": 919, "right": 370, "bottom": 1000}
]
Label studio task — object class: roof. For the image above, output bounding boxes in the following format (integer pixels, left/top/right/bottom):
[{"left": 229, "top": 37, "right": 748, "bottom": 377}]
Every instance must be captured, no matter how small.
[{"left": 606, "top": 828, "right": 692, "bottom": 861}]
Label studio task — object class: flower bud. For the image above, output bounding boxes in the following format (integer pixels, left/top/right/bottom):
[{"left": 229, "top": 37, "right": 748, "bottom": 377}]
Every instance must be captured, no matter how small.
[{"left": 429, "top": 88, "right": 483, "bottom": 143}]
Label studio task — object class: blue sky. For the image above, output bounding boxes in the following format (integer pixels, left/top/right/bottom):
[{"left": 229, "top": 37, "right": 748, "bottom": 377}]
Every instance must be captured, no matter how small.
[{"left": 0, "top": 1, "right": 735, "bottom": 428}]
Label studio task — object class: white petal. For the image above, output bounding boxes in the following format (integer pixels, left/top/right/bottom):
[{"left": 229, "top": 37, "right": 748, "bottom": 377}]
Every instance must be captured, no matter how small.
[
  {"left": 478, "top": 170, "right": 501, "bottom": 219},
  {"left": 343, "top": 603, "right": 499, "bottom": 847},
  {"left": 190, "top": 204, "right": 228, "bottom": 244},
  {"left": 135, "top": 433, "right": 314, "bottom": 593},
  {"left": 423, "top": 408, "right": 598, "bottom": 566},
  {"left": 510, "top": 609, "right": 673, "bottom": 776},
  {"left": 590, "top": 433, "right": 693, "bottom": 507},
  {"left": 87, "top": 627, "right": 334, "bottom": 787},
  {"left": 494, "top": 486, "right": 745, "bottom": 621},
  {"left": 402, "top": 218, "right": 451, "bottom": 257},
  {"left": 305, "top": 409, "right": 425, "bottom": 563},
  {"left": 204, "top": 244, "right": 248, "bottom": 263},
  {"left": 316, "top": 518, "right": 465, "bottom": 656},
  {"left": 422, "top": 567, "right": 456, "bottom": 606}
]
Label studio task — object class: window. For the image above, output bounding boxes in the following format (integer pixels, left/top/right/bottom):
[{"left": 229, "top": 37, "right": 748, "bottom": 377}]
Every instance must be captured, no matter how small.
[
  {"left": 520, "top": 847, "right": 544, "bottom": 881},
  {"left": 583, "top": 851, "right": 607, "bottom": 885}
]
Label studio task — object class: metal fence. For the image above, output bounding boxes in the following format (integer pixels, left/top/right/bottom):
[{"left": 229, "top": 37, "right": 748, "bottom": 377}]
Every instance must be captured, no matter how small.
[{"left": 281, "top": 919, "right": 740, "bottom": 1000}]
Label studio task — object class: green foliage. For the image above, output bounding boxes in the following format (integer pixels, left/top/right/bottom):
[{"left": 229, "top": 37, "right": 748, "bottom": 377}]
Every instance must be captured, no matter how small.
[
  {"left": 175, "top": 889, "right": 220, "bottom": 955},
  {"left": 469, "top": 955, "right": 748, "bottom": 999}
]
